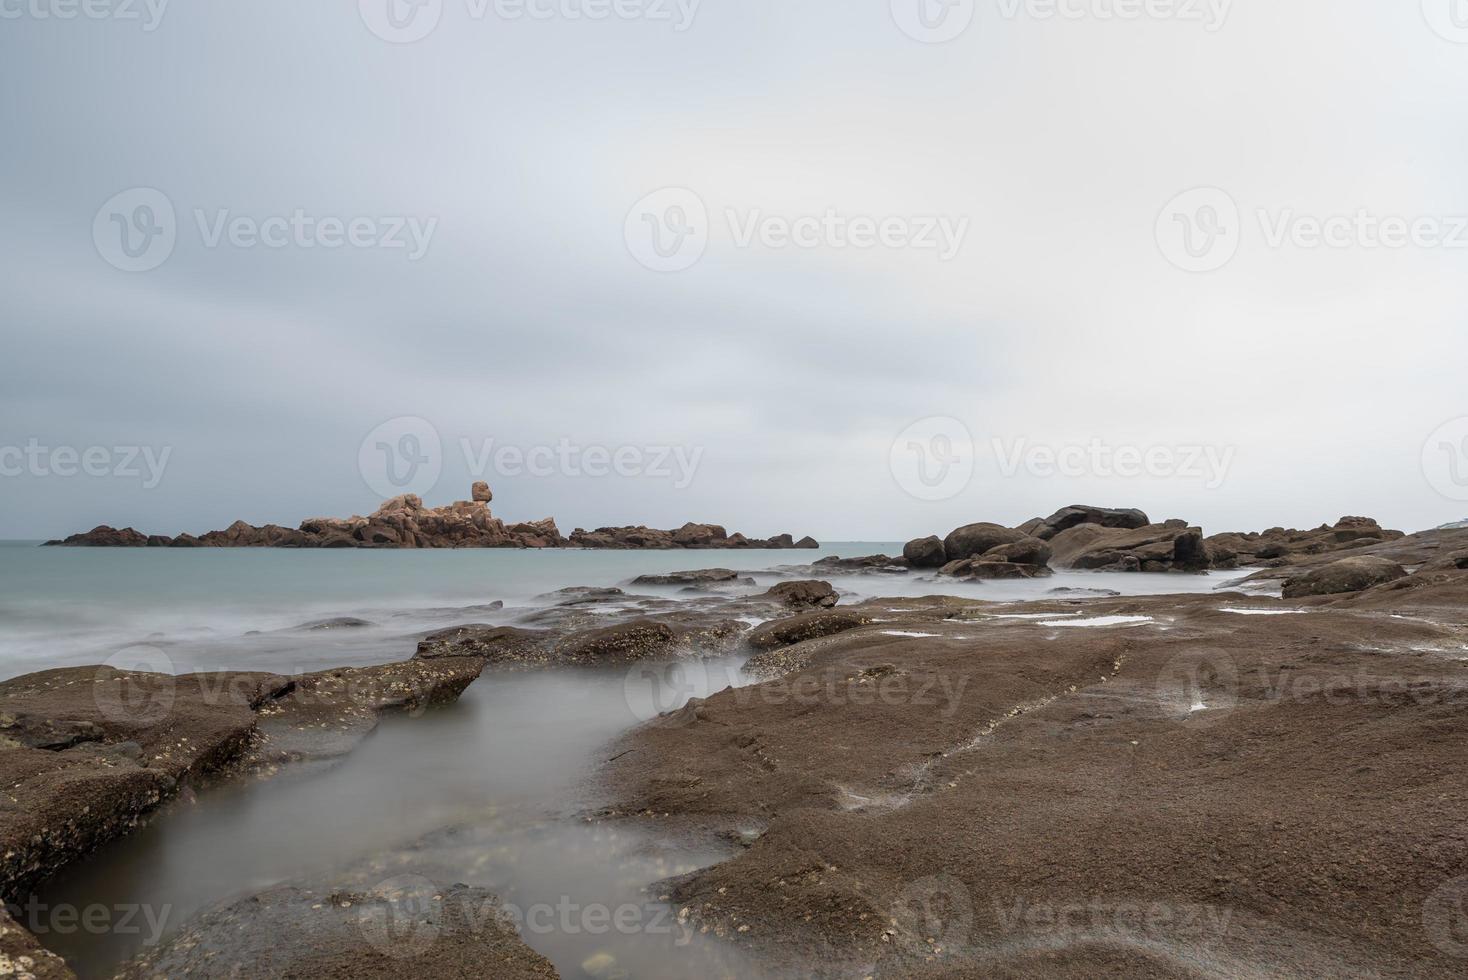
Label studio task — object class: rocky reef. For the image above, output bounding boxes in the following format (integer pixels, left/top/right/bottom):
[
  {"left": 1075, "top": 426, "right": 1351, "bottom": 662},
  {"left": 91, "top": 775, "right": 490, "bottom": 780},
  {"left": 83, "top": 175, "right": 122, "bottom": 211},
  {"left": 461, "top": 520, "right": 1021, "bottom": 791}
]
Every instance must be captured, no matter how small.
[
  {"left": 43, "top": 486, "right": 819, "bottom": 551},
  {"left": 898, "top": 506, "right": 1406, "bottom": 576}
]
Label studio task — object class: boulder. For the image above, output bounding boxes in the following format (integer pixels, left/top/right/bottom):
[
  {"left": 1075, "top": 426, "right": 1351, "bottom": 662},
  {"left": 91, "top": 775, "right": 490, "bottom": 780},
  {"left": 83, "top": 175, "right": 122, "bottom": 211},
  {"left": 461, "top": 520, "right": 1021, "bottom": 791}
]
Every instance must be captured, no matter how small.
[
  {"left": 902, "top": 535, "right": 947, "bottom": 569},
  {"left": 747, "top": 611, "right": 870, "bottom": 650},
  {"left": 672, "top": 522, "right": 728, "bottom": 547},
  {"left": 472, "top": 480, "right": 493, "bottom": 503},
  {"left": 940, "top": 559, "right": 1051, "bottom": 580},
  {"left": 1282, "top": 556, "right": 1410, "bottom": 598},
  {"left": 1049, "top": 521, "right": 1211, "bottom": 573},
  {"left": 942, "top": 523, "right": 1026, "bottom": 562},
  {"left": 764, "top": 580, "right": 839, "bottom": 608},
  {"left": 980, "top": 536, "right": 1052, "bottom": 567},
  {"left": 633, "top": 568, "right": 749, "bottom": 586},
  {"left": 1028, "top": 505, "right": 1151, "bottom": 540},
  {"left": 795, "top": 536, "right": 820, "bottom": 549}
]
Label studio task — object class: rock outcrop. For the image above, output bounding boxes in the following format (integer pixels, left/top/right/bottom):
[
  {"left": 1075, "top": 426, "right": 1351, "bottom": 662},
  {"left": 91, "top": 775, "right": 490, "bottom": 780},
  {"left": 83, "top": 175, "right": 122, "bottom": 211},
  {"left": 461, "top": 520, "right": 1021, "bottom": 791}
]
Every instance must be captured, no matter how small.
[
  {"left": 1281, "top": 556, "right": 1410, "bottom": 598},
  {"left": 0, "top": 655, "right": 489, "bottom": 973},
  {"left": 45, "top": 486, "right": 819, "bottom": 551},
  {"left": 631, "top": 568, "right": 753, "bottom": 587},
  {"left": 568, "top": 523, "right": 817, "bottom": 550},
  {"left": 901, "top": 535, "right": 947, "bottom": 568},
  {"left": 1206, "top": 516, "right": 1404, "bottom": 568},
  {"left": 763, "top": 580, "right": 839, "bottom": 609},
  {"left": 941, "top": 523, "right": 1026, "bottom": 562},
  {"left": 1047, "top": 519, "right": 1210, "bottom": 573},
  {"left": 746, "top": 611, "right": 871, "bottom": 650},
  {"left": 115, "top": 878, "right": 557, "bottom": 980},
  {"left": 1019, "top": 504, "right": 1151, "bottom": 540}
]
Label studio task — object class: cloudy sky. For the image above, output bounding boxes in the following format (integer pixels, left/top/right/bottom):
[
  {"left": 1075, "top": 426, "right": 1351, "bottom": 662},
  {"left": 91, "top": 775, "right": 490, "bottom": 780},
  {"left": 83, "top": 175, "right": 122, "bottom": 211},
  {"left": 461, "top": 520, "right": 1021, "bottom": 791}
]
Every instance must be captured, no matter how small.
[{"left": 3, "top": 0, "right": 1467, "bottom": 541}]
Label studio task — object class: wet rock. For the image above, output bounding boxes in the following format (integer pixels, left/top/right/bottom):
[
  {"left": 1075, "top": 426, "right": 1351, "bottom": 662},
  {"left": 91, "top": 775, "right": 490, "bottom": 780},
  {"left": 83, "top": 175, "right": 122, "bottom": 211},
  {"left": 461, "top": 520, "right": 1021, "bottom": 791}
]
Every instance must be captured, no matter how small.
[
  {"left": 0, "top": 667, "right": 292, "bottom": 903},
  {"left": 295, "top": 617, "right": 375, "bottom": 632},
  {"left": 747, "top": 611, "right": 870, "bottom": 650},
  {"left": 763, "top": 580, "right": 839, "bottom": 609},
  {"left": 632, "top": 569, "right": 751, "bottom": 587},
  {"left": 940, "top": 559, "right": 1051, "bottom": 580},
  {"left": 902, "top": 536, "right": 947, "bottom": 569},
  {"left": 244, "top": 658, "right": 489, "bottom": 767},
  {"left": 552, "top": 619, "right": 680, "bottom": 665},
  {"left": 942, "top": 523, "right": 1025, "bottom": 562},
  {"left": 1282, "top": 556, "right": 1410, "bottom": 598},
  {"left": 115, "top": 879, "right": 556, "bottom": 980},
  {"left": 414, "top": 625, "right": 552, "bottom": 663},
  {"left": 812, "top": 554, "right": 907, "bottom": 573},
  {"left": 1, "top": 907, "right": 72, "bottom": 980}
]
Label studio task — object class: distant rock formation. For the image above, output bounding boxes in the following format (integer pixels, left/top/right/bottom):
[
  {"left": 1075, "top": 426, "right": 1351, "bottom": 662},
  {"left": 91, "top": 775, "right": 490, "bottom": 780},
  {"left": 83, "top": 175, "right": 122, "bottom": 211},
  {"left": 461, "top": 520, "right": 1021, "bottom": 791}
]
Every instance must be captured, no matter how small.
[
  {"left": 567, "top": 524, "right": 817, "bottom": 550},
  {"left": 44, "top": 485, "right": 819, "bottom": 551}
]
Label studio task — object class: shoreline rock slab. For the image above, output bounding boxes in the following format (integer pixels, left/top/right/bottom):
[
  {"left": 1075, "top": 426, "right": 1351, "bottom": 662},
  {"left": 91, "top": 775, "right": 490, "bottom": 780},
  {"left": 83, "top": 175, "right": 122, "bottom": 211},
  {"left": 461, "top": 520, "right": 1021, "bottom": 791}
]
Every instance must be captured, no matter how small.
[{"left": 114, "top": 879, "right": 557, "bottom": 980}]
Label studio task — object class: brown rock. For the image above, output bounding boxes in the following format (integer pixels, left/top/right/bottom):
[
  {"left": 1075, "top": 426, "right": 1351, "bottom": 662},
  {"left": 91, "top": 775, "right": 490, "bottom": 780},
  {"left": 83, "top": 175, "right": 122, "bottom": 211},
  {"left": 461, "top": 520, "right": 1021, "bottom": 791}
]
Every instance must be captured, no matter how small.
[
  {"left": 902, "top": 535, "right": 947, "bottom": 568},
  {"left": 764, "top": 580, "right": 839, "bottom": 608},
  {"left": 1282, "top": 556, "right": 1410, "bottom": 598},
  {"left": 747, "top": 611, "right": 870, "bottom": 650},
  {"left": 942, "top": 523, "right": 1026, "bottom": 562}
]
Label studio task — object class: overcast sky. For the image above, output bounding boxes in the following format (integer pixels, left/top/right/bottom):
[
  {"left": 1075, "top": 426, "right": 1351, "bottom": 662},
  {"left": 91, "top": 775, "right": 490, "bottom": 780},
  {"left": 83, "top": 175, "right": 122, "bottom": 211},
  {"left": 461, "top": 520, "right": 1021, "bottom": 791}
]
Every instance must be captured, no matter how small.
[{"left": 3, "top": 0, "right": 1467, "bottom": 541}]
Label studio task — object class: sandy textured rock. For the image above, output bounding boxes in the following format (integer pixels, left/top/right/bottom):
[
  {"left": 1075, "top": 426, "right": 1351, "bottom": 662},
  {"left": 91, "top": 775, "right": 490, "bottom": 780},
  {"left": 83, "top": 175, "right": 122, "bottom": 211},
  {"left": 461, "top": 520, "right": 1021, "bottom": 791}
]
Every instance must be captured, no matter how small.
[
  {"left": 608, "top": 584, "right": 1468, "bottom": 978},
  {"left": 115, "top": 879, "right": 557, "bottom": 980},
  {"left": 747, "top": 611, "right": 871, "bottom": 651}
]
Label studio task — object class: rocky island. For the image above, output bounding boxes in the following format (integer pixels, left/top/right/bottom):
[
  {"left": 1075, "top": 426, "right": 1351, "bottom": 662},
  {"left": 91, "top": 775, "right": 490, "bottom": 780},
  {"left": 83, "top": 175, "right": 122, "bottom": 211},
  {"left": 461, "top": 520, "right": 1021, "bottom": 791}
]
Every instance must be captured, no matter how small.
[{"left": 43, "top": 483, "right": 819, "bottom": 551}]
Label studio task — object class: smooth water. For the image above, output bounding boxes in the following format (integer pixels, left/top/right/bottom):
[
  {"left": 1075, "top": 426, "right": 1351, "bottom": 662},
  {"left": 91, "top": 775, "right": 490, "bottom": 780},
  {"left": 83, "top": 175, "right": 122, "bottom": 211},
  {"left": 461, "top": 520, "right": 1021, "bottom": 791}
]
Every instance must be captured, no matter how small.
[{"left": 0, "top": 543, "right": 1251, "bottom": 978}]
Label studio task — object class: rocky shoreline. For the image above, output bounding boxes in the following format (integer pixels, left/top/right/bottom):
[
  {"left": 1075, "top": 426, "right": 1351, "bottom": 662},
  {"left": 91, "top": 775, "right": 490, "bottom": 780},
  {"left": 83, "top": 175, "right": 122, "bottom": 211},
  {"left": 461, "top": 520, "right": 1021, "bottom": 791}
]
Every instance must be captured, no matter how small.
[
  {"left": 42, "top": 483, "right": 819, "bottom": 552},
  {"left": 898, "top": 504, "right": 1404, "bottom": 580},
  {"left": 7, "top": 507, "right": 1467, "bottom": 977}
]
